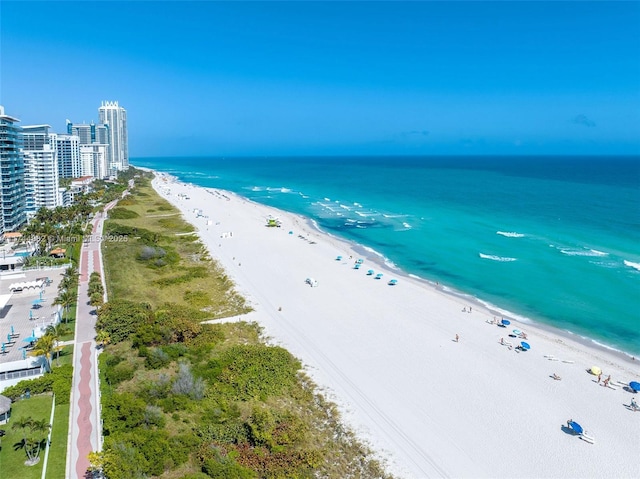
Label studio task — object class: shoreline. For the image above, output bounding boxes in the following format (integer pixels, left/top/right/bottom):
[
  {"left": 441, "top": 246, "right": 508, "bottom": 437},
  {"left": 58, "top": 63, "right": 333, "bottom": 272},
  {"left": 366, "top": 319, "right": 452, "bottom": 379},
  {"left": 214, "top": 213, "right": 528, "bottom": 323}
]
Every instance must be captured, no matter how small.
[
  {"left": 299, "top": 200, "right": 638, "bottom": 366},
  {"left": 146, "top": 168, "right": 639, "bottom": 478}
]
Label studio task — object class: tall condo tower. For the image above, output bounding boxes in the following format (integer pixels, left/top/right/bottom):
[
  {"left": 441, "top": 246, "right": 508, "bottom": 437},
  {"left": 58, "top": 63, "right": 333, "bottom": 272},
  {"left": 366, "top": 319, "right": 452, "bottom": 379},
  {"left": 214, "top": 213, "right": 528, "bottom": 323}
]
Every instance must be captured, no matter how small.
[
  {"left": 0, "top": 106, "right": 27, "bottom": 234},
  {"left": 98, "top": 101, "right": 128, "bottom": 173},
  {"left": 22, "top": 125, "right": 61, "bottom": 216}
]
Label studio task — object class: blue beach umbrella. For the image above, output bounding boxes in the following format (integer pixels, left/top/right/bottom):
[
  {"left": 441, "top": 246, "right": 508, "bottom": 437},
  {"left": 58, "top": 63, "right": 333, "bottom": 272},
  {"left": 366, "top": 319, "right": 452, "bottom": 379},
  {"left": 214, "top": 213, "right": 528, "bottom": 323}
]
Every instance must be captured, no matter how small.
[
  {"left": 22, "top": 335, "right": 37, "bottom": 343},
  {"left": 520, "top": 341, "right": 531, "bottom": 350},
  {"left": 1, "top": 343, "right": 5, "bottom": 353},
  {"left": 356, "top": 259, "right": 364, "bottom": 264},
  {"left": 22, "top": 348, "right": 26, "bottom": 359},
  {"left": 388, "top": 279, "right": 398, "bottom": 285},
  {"left": 367, "top": 269, "right": 374, "bottom": 275},
  {"left": 513, "top": 329, "right": 522, "bottom": 335},
  {"left": 6, "top": 334, "right": 10, "bottom": 343},
  {"left": 336, "top": 256, "right": 342, "bottom": 261},
  {"left": 630, "top": 381, "right": 640, "bottom": 392},
  {"left": 568, "top": 421, "right": 583, "bottom": 435},
  {"left": 29, "top": 310, "right": 33, "bottom": 319},
  {"left": 501, "top": 319, "right": 511, "bottom": 326},
  {"left": 354, "top": 263, "right": 361, "bottom": 269},
  {"left": 10, "top": 325, "right": 14, "bottom": 335},
  {"left": 375, "top": 273, "right": 383, "bottom": 279}
]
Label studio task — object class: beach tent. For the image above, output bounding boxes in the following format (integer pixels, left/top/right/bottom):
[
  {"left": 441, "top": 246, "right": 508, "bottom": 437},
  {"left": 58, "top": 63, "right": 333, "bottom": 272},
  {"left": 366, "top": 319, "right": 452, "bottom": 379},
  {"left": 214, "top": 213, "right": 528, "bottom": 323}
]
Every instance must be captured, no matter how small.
[
  {"left": 630, "top": 381, "right": 640, "bottom": 393},
  {"left": 568, "top": 421, "right": 583, "bottom": 435},
  {"left": 590, "top": 366, "right": 602, "bottom": 376}
]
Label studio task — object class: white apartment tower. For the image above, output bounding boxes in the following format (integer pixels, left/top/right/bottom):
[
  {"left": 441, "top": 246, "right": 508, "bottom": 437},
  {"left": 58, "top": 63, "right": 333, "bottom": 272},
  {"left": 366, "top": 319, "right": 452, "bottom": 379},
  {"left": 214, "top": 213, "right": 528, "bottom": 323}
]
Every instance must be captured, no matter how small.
[
  {"left": 98, "top": 101, "right": 128, "bottom": 173},
  {"left": 22, "top": 125, "right": 61, "bottom": 217},
  {"left": 52, "top": 133, "right": 82, "bottom": 179}
]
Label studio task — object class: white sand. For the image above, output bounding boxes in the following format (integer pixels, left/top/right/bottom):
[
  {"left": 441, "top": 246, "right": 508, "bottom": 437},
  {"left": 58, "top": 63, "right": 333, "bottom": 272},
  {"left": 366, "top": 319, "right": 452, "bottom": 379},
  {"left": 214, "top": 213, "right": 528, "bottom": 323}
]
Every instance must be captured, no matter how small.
[{"left": 151, "top": 172, "right": 639, "bottom": 479}]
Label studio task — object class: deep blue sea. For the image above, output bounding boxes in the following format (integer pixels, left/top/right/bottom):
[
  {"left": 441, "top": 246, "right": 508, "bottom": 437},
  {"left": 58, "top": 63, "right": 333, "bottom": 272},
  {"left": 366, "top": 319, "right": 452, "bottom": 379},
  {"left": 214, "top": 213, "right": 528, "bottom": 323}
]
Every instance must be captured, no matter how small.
[{"left": 133, "top": 156, "right": 640, "bottom": 356}]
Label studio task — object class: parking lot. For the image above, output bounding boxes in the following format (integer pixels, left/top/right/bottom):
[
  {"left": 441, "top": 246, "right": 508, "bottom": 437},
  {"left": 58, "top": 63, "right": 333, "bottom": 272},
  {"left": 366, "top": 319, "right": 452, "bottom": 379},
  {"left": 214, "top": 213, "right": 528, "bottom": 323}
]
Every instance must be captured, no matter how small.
[{"left": 0, "top": 268, "right": 66, "bottom": 363}]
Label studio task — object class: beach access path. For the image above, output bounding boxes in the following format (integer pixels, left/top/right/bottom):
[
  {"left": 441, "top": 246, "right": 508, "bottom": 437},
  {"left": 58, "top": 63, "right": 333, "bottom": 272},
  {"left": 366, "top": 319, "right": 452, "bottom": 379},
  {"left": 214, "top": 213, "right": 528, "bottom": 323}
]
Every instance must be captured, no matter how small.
[
  {"left": 67, "top": 199, "right": 117, "bottom": 479},
  {"left": 153, "top": 173, "right": 639, "bottom": 479}
]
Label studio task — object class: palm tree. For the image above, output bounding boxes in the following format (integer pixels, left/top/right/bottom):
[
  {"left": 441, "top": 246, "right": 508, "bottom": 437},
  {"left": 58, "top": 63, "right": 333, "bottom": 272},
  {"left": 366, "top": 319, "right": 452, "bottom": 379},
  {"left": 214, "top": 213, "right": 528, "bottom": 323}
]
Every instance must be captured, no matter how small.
[
  {"left": 53, "top": 290, "right": 76, "bottom": 323},
  {"left": 29, "top": 334, "right": 57, "bottom": 371},
  {"left": 45, "top": 324, "right": 70, "bottom": 364},
  {"left": 96, "top": 330, "right": 111, "bottom": 349},
  {"left": 12, "top": 416, "right": 51, "bottom": 465}
]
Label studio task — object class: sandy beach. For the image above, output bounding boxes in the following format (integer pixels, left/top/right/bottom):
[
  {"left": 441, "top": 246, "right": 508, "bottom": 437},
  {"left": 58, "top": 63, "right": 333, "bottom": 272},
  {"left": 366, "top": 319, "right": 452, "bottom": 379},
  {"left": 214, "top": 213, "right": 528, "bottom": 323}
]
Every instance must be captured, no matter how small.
[{"left": 150, "top": 171, "right": 639, "bottom": 479}]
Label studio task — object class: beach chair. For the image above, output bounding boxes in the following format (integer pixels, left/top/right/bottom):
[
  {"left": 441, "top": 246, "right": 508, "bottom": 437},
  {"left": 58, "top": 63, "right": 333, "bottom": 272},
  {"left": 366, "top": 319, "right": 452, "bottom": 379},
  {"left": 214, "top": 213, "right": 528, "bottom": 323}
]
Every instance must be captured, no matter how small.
[{"left": 580, "top": 431, "right": 596, "bottom": 444}]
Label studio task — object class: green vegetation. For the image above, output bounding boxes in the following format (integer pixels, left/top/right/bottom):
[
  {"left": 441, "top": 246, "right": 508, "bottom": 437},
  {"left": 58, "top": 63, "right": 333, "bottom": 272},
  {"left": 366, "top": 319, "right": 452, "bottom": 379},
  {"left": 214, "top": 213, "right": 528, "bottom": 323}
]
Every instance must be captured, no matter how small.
[
  {"left": 0, "top": 395, "right": 52, "bottom": 477},
  {"left": 92, "top": 169, "right": 392, "bottom": 478},
  {"left": 46, "top": 401, "right": 70, "bottom": 479}
]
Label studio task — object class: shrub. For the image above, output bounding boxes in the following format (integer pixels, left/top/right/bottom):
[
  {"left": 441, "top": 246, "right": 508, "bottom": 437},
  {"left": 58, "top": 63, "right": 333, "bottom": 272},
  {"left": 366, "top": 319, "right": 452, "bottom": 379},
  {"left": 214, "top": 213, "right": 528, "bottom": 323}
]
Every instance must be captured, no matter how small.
[
  {"left": 146, "top": 348, "right": 170, "bottom": 369},
  {"left": 97, "top": 300, "right": 153, "bottom": 343},
  {"left": 172, "top": 362, "right": 205, "bottom": 400}
]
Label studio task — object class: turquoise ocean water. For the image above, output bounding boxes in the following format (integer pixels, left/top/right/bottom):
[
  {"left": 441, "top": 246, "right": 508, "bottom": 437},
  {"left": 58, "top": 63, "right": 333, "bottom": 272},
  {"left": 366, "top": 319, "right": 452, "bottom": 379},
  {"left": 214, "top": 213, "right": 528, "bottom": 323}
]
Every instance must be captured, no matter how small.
[{"left": 133, "top": 156, "right": 640, "bottom": 356}]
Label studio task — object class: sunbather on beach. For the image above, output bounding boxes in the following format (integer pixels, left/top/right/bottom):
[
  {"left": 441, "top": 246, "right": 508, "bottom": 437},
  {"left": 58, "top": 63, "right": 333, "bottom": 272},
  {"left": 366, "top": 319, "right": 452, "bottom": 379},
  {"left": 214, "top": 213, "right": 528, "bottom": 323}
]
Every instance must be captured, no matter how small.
[
  {"left": 630, "top": 398, "right": 638, "bottom": 411},
  {"left": 552, "top": 373, "right": 561, "bottom": 380}
]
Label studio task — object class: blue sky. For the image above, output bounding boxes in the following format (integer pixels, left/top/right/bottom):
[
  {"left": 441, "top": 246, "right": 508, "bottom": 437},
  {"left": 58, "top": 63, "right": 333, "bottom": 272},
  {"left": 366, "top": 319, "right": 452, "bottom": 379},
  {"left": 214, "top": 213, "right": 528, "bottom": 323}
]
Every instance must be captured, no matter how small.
[{"left": 1, "top": 1, "right": 639, "bottom": 156}]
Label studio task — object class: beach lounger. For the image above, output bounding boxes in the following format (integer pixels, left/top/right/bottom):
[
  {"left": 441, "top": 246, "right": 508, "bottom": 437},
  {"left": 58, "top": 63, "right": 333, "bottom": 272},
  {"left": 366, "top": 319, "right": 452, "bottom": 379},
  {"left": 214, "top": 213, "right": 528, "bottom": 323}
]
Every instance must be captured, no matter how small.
[
  {"left": 561, "top": 360, "right": 574, "bottom": 364},
  {"left": 545, "top": 355, "right": 559, "bottom": 361},
  {"left": 580, "top": 432, "right": 595, "bottom": 444}
]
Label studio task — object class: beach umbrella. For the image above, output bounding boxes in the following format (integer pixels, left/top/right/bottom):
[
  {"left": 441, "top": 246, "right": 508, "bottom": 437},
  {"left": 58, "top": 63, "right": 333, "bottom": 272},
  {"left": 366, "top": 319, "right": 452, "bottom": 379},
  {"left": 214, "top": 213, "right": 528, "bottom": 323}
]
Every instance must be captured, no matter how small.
[
  {"left": 520, "top": 341, "right": 531, "bottom": 350},
  {"left": 1, "top": 343, "right": 5, "bottom": 354},
  {"left": 356, "top": 259, "right": 364, "bottom": 264},
  {"left": 388, "top": 279, "right": 398, "bottom": 285},
  {"left": 569, "top": 421, "right": 583, "bottom": 435},
  {"left": 630, "top": 381, "right": 640, "bottom": 392},
  {"left": 29, "top": 310, "right": 33, "bottom": 319},
  {"left": 22, "top": 335, "right": 37, "bottom": 343},
  {"left": 590, "top": 366, "right": 602, "bottom": 376},
  {"left": 513, "top": 329, "right": 522, "bottom": 335},
  {"left": 375, "top": 273, "right": 383, "bottom": 279},
  {"left": 10, "top": 326, "right": 14, "bottom": 335},
  {"left": 367, "top": 269, "right": 374, "bottom": 275},
  {"left": 501, "top": 319, "right": 511, "bottom": 326},
  {"left": 6, "top": 334, "right": 10, "bottom": 343},
  {"left": 22, "top": 349, "right": 26, "bottom": 359}
]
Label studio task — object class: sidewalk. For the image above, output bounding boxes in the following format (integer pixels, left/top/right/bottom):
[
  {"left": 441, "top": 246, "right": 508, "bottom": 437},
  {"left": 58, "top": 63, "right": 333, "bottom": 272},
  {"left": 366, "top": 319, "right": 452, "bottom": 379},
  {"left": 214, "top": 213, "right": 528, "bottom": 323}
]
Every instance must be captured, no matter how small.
[{"left": 67, "top": 201, "right": 116, "bottom": 478}]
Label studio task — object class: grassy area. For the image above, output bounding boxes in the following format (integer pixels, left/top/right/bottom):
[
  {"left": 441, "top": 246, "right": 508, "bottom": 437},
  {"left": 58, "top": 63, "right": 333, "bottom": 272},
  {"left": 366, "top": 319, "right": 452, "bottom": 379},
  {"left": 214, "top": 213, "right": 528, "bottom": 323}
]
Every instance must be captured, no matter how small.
[
  {"left": 54, "top": 345, "right": 74, "bottom": 367},
  {"left": 45, "top": 401, "right": 70, "bottom": 479},
  {"left": 0, "top": 394, "right": 52, "bottom": 478},
  {"left": 102, "top": 178, "right": 249, "bottom": 317}
]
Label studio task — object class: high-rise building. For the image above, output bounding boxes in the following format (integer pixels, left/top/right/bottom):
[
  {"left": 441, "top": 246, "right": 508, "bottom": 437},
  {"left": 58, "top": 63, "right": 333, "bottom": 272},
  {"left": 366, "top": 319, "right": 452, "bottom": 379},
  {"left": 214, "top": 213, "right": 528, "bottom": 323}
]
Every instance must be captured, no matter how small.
[
  {"left": 80, "top": 144, "right": 108, "bottom": 179},
  {"left": 98, "top": 101, "right": 128, "bottom": 173},
  {"left": 52, "top": 133, "right": 81, "bottom": 179},
  {"left": 0, "top": 106, "right": 27, "bottom": 234},
  {"left": 66, "top": 120, "right": 108, "bottom": 145},
  {"left": 22, "top": 125, "right": 60, "bottom": 216}
]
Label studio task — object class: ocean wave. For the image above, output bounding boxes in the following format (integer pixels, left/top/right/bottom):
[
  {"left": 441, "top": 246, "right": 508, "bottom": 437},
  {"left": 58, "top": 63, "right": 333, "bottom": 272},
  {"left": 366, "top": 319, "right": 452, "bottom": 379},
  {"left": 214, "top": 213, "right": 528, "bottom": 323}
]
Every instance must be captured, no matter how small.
[
  {"left": 560, "top": 248, "right": 609, "bottom": 257},
  {"left": 496, "top": 231, "right": 525, "bottom": 238},
  {"left": 479, "top": 253, "right": 517, "bottom": 262},
  {"left": 623, "top": 260, "right": 640, "bottom": 271}
]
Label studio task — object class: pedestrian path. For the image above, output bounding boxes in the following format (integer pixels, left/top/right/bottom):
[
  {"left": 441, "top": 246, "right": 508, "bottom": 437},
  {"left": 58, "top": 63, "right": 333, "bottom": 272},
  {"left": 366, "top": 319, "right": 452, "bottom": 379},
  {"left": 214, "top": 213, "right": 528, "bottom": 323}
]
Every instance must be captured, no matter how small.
[{"left": 67, "top": 200, "right": 117, "bottom": 478}]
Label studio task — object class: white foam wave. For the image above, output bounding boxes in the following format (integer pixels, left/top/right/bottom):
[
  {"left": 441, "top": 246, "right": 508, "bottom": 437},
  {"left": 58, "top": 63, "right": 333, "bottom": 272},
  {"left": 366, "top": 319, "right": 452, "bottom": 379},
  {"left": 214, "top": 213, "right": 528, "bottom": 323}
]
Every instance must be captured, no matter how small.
[
  {"left": 624, "top": 260, "right": 640, "bottom": 271},
  {"left": 560, "top": 248, "right": 609, "bottom": 257},
  {"left": 402, "top": 222, "right": 412, "bottom": 229},
  {"left": 339, "top": 204, "right": 351, "bottom": 211},
  {"left": 479, "top": 253, "right": 517, "bottom": 262},
  {"left": 497, "top": 231, "right": 525, "bottom": 238}
]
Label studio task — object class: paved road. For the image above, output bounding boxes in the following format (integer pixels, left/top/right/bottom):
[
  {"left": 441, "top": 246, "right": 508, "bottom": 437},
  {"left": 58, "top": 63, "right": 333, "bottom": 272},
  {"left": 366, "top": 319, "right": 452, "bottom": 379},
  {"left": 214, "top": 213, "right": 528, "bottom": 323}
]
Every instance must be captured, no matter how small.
[{"left": 67, "top": 201, "right": 116, "bottom": 479}]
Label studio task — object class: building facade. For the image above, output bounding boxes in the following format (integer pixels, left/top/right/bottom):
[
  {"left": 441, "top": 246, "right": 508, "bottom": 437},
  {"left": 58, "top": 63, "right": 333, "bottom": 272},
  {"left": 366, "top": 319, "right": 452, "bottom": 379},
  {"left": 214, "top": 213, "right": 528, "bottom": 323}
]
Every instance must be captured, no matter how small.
[
  {"left": 22, "top": 125, "right": 61, "bottom": 217},
  {"left": 53, "top": 133, "right": 82, "bottom": 179},
  {"left": 0, "top": 106, "right": 27, "bottom": 234},
  {"left": 98, "top": 101, "right": 128, "bottom": 173}
]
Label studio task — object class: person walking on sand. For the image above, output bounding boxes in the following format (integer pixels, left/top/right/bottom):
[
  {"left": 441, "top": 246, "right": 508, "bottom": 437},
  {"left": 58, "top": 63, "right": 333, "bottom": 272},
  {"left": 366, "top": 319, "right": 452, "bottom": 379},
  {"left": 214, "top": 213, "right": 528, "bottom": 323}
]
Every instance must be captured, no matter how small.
[
  {"left": 597, "top": 373, "right": 602, "bottom": 383},
  {"left": 455, "top": 334, "right": 459, "bottom": 342},
  {"left": 603, "top": 375, "right": 611, "bottom": 387}
]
